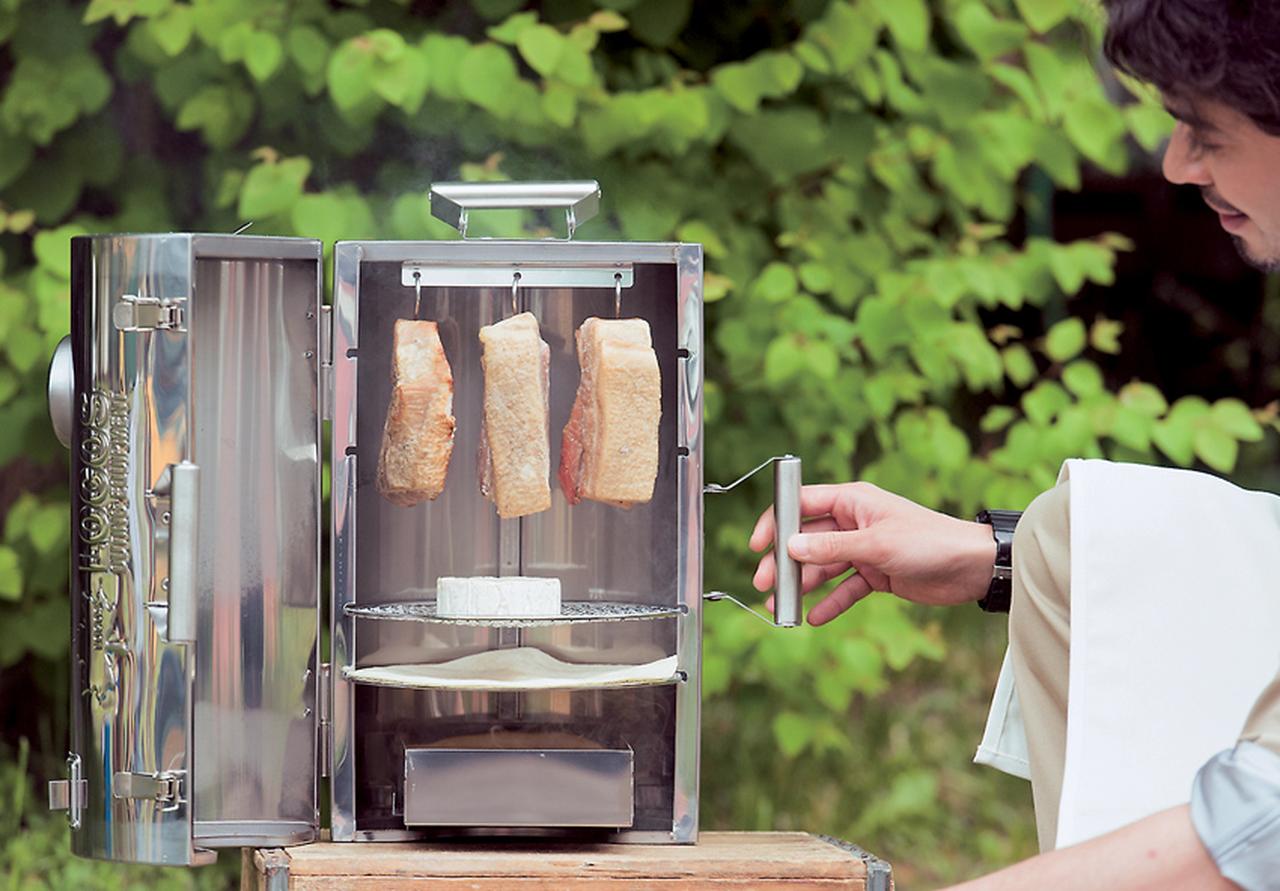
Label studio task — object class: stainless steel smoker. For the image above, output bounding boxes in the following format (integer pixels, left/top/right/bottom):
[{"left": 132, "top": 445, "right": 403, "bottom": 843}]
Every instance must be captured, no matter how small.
[{"left": 44, "top": 182, "right": 804, "bottom": 867}]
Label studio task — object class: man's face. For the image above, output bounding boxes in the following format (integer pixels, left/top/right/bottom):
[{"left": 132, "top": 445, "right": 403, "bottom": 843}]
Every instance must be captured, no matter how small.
[{"left": 1162, "top": 97, "right": 1280, "bottom": 272}]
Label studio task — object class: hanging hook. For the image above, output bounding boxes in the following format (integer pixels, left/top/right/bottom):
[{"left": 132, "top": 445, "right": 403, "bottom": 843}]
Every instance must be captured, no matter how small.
[
  {"left": 614, "top": 272, "right": 623, "bottom": 319},
  {"left": 412, "top": 270, "right": 422, "bottom": 320},
  {"left": 511, "top": 271, "right": 522, "bottom": 317}
]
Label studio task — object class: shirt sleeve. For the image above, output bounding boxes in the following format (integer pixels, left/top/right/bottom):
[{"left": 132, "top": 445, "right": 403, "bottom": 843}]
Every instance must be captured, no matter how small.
[{"left": 1189, "top": 666, "right": 1280, "bottom": 891}]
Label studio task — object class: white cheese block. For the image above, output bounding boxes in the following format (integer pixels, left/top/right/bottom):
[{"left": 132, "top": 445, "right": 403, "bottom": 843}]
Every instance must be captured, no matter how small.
[{"left": 436, "top": 576, "right": 561, "bottom": 618}]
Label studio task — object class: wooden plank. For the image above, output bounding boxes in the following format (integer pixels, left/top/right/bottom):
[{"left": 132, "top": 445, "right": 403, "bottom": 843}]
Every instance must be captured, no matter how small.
[{"left": 260, "top": 832, "right": 873, "bottom": 889}]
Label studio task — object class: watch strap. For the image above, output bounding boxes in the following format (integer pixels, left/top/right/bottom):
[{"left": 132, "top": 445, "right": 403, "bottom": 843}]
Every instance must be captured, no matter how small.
[{"left": 976, "top": 509, "right": 1021, "bottom": 613}]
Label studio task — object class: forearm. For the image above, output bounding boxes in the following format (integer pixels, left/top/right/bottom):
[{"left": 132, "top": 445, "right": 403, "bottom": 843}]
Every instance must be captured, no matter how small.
[{"left": 941, "top": 805, "right": 1237, "bottom": 891}]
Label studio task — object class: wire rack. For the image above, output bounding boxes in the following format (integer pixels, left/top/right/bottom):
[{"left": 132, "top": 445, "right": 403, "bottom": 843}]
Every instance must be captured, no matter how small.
[{"left": 343, "top": 600, "right": 684, "bottom": 628}]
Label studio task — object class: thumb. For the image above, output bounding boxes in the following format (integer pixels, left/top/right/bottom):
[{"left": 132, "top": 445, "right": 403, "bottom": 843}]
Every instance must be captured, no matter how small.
[{"left": 788, "top": 529, "right": 870, "bottom": 566}]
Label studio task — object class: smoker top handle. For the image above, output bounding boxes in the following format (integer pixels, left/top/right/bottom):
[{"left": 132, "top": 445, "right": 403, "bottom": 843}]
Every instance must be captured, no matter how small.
[{"left": 429, "top": 181, "right": 602, "bottom": 240}]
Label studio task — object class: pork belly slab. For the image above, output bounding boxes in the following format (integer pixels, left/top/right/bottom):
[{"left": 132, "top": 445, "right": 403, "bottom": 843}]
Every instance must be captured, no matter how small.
[
  {"left": 376, "top": 320, "right": 456, "bottom": 506},
  {"left": 478, "top": 312, "right": 552, "bottom": 518},
  {"left": 559, "top": 317, "right": 661, "bottom": 507}
]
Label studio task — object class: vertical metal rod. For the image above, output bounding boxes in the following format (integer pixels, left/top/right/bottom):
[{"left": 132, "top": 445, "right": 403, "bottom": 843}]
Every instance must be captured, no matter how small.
[
  {"left": 772, "top": 456, "right": 802, "bottom": 627},
  {"left": 510, "top": 272, "right": 521, "bottom": 317},
  {"left": 412, "top": 270, "right": 422, "bottom": 319},
  {"left": 614, "top": 272, "right": 622, "bottom": 318}
]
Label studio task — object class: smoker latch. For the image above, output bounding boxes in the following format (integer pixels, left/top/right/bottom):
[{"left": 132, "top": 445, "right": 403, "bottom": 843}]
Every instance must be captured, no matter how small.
[
  {"left": 113, "top": 770, "right": 184, "bottom": 811},
  {"left": 112, "top": 293, "right": 186, "bottom": 331},
  {"left": 319, "top": 305, "right": 333, "bottom": 422},
  {"left": 48, "top": 752, "right": 86, "bottom": 828},
  {"left": 318, "top": 661, "right": 331, "bottom": 778}
]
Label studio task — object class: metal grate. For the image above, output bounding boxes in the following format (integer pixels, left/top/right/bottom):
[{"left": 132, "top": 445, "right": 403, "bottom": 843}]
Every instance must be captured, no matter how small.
[{"left": 344, "top": 600, "right": 684, "bottom": 628}]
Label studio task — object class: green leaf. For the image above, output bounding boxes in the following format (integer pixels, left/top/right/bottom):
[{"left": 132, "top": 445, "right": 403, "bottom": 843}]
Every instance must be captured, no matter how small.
[
  {"left": 752, "top": 262, "right": 798, "bottom": 303},
  {"left": 1119, "top": 382, "right": 1167, "bottom": 418},
  {"left": 771, "top": 710, "right": 813, "bottom": 758},
  {"left": 486, "top": 10, "right": 537, "bottom": 44},
  {"left": 952, "top": 3, "right": 1028, "bottom": 61},
  {"left": 872, "top": 0, "right": 929, "bottom": 51},
  {"left": 1013, "top": 0, "right": 1072, "bottom": 33},
  {"left": 176, "top": 85, "right": 254, "bottom": 149},
  {"left": 1194, "top": 426, "right": 1238, "bottom": 473},
  {"left": 28, "top": 504, "right": 67, "bottom": 555},
  {"left": 0, "top": 545, "right": 21, "bottom": 600},
  {"left": 1126, "top": 103, "right": 1173, "bottom": 152},
  {"left": 457, "top": 43, "right": 520, "bottom": 117},
  {"left": 147, "top": 4, "right": 194, "bottom": 56},
  {"left": 327, "top": 37, "right": 379, "bottom": 114},
  {"left": 32, "top": 224, "right": 86, "bottom": 277},
  {"left": 237, "top": 156, "right": 312, "bottom": 219},
  {"left": 244, "top": 30, "right": 284, "bottom": 82},
  {"left": 288, "top": 25, "right": 331, "bottom": 77},
  {"left": 1022, "top": 381, "right": 1070, "bottom": 425},
  {"left": 1061, "top": 360, "right": 1103, "bottom": 397},
  {"left": 764, "top": 335, "right": 805, "bottom": 384},
  {"left": 628, "top": 0, "right": 691, "bottom": 48},
  {"left": 1090, "top": 317, "right": 1124, "bottom": 354},
  {"left": 980, "top": 405, "right": 1017, "bottom": 433},
  {"left": 806, "top": 340, "right": 840, "bottom": 380},
  {"left": 516, "top": 23, "right": 565, "bottom": 78},
  {"left": 1043, "top": 317, "right": 1086, "bottom": 362},
  {"left": 1002, "top": 343, "right": 1037, "bottom": 387},
  {"left": 1210, "top": 399, "right": 1264, "bottom": 442}
]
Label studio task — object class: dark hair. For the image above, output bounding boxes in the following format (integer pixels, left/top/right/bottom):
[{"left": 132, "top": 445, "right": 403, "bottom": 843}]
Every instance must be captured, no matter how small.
[{"left": 1103, "top": 0, "right": 1280, "bottom": 135}]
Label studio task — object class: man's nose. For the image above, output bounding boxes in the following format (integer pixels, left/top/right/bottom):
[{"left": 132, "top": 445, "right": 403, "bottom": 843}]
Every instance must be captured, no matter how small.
[{"left": 1162, "top": 123, "right": 1212, "bottom": 186}]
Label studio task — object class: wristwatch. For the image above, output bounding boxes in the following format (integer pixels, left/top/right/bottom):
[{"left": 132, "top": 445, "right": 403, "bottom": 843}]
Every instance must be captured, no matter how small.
[{"left": 976, "top": 509, "right": 1021, "bottom": 613}]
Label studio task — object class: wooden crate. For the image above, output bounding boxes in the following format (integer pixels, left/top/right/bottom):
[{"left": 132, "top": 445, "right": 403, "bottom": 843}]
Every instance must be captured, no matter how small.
[{"left": 242, "top": 831, "right": 892, "bottom": 890}]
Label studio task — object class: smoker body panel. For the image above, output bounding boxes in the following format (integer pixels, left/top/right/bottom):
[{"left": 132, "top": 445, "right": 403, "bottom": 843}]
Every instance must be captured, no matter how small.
[{"left": 63, "top": 235, "right": 322, "bottom": 865}]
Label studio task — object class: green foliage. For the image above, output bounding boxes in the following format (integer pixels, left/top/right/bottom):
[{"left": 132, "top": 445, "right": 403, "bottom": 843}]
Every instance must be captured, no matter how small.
[{"left": 0, "top": 0, "right": 1266, "bottom": 887}]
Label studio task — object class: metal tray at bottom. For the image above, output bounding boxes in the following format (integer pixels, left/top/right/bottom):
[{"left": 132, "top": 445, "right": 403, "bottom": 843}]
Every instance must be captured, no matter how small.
[{"left": 403, "top": 748, "right": 634, "bottom": 828}]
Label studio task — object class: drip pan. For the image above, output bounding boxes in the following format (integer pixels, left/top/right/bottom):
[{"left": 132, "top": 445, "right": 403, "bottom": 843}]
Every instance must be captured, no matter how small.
[{"left": 343, "top": 647, "right": 681, "bottom": 691}]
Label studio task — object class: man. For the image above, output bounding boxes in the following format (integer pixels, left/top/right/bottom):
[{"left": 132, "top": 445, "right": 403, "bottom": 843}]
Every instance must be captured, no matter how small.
[{"left": 750, "top": 2, "right": 1280, "bottom": 888}]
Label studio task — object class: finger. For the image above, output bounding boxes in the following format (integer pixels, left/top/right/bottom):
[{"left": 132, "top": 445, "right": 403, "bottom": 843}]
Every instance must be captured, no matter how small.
[
  {"left": 807, "top": 573, "right": 874, "bottom": 626},
  {"left": 752, "top": 482, "right": 879, "bottom": 545},
  {"left": 753, "top": 518, "right": 841, "bottom": 590},
  {"left": 754, "top": 550, "right": 849, "bottom": 594},
  {"left": 749, "top": 505, "right": 775, "bottom": 552},
  {"left": 788, "top": 528, "right": 878, "bottom": 567}
]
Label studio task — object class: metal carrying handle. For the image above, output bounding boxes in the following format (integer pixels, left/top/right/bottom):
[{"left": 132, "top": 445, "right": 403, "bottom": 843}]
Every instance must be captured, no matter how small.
[
  {"left": 429, "top": 181, "right": 601, "bottom": 240},
  {"left": 704, "top": 455, "right": 802, "bottom": 628}
]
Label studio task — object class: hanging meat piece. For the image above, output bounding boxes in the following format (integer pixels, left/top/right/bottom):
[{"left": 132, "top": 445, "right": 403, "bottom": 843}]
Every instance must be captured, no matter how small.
[
  {"left": 559, "top": 317, "right": 660, "bottom": 507},
  {"left": 478, "top": 312, "right": 552, "bottom": 518},
  {"left": 376, "top": 320, "right": 456, "bottom": 506}
]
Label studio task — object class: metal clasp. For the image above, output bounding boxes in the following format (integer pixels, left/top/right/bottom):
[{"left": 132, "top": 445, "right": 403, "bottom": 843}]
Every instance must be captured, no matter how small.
[
  {"left": 48, "top": 752, "right": 86, "bottom": 828},
  {"left": 112, "top": 294, "right": 186, "bottom": 331},
  {"left": 114, "top": 770, "right": 184, "bottom": 812}
]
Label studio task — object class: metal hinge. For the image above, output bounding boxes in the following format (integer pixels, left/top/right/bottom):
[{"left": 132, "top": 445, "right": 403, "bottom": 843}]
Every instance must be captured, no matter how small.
[
  {"left": 48, "top": 752, "right": 86, "bottom": 828},
  {"left": 113, "top": 770, "right": 184, "bottom": 812},
  {"left": 318, "top": 661, "right": 331, "bottom": 777},
  {"left": 320, "top": 305, "right": 333, "bottom": 422},
  {"left": 113, "top": 294, "right": 186, "bottom": 331}
]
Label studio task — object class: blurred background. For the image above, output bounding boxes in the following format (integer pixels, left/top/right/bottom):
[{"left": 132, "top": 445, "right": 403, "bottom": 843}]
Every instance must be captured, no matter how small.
[{"left": 2, "top": 0, "right": 1278, "bottom": 888}]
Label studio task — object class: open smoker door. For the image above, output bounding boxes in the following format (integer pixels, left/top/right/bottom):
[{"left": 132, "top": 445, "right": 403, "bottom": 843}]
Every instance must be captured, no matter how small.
[{"left": 51, "top": 234, "right": 323, "bottom": 865}]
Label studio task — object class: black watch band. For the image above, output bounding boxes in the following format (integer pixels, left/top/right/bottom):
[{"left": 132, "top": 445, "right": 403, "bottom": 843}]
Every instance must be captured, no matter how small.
[{"left": 976, "top": 509, "right": 1021, "bottom": 613}]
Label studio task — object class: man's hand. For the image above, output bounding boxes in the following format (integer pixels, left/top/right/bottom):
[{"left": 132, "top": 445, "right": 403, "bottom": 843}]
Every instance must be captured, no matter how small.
[{"left": 749, "top": 482, "right": 996, "bottom": 625}]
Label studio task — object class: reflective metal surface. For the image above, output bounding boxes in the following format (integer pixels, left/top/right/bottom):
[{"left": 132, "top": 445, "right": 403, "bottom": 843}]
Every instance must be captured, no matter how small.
[
  {"left": 429, "top": 181, "right": 601, "bottom": 239},
  {"left": 67, "top": 234, "right": 209, "bottom": 865},
  {"left": 331, "top": 238, "right": 702, "bottom": 842},
  {"left": 187, "top": 241, "right": 321, "bottom": 846},
  {"left": 345, "top": 600, "right": 683, "bottom": 626},
  {"left": 402, "top": 748, "right": 634, "bottom": 827},
  {"left": 63, "top": 234, "right": 321, "bottom": 866},
  {"left": 47, "top": 335, "right": 73, "bottom": 448}
]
